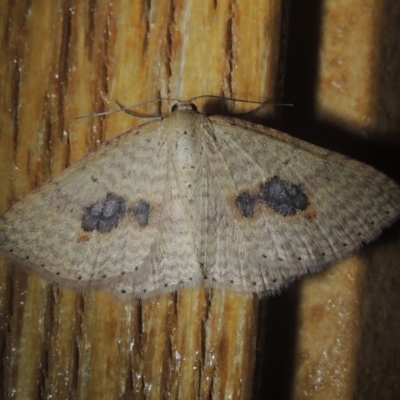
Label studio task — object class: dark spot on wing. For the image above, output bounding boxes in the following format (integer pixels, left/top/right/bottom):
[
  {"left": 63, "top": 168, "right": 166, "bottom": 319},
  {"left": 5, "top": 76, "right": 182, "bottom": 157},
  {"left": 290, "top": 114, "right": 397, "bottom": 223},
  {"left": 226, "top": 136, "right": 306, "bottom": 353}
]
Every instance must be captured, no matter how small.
[
  {"left": 129, "top": 200, "right": 151, "bottom": 227},
  {"left": 259, "top": 176, "right": 309, "bottom": 216},
  {"left": 235, "top": 191, "right": 257, "bottom": 218},
  {"left": 82, "top": 193, "right": 126, "bottom": 233}
]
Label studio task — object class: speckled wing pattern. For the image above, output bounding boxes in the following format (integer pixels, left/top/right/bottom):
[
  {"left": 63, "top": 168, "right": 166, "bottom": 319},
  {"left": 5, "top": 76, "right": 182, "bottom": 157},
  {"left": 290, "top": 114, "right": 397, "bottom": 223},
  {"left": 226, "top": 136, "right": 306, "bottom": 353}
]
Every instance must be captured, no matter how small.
[{"left": 1, "top": 103, "right": 400, "bottom": 299}]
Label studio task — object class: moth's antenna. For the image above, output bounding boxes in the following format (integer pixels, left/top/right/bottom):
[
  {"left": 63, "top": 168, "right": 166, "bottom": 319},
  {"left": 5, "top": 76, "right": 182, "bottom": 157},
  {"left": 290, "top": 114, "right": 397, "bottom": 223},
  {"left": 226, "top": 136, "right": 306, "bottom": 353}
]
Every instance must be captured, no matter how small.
[
  {"left": 75, "top": 95, "right": 293, "bottom": 120},
  {"left": 113, "top": 101, "right": 164, "bottom": 120},
  {"left": 75, "top": 98, "right": 172, "bottom": 120},
  {"left": 188, "top": 95, "right": 293, "bottom": 108},
  {"left": 75, "top": 97, "right": 189, "bottom": 120}
]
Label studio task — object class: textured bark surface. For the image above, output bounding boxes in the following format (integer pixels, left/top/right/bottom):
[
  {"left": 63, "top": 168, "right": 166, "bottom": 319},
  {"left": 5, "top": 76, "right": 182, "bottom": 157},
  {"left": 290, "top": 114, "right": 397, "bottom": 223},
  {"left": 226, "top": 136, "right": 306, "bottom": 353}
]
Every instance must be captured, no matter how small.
[
  {"left": 0, "top": 0, "right": 399, "bottom": 399},
  {"left": 285, "top": 1, "right": 400, "bottom": 399}
]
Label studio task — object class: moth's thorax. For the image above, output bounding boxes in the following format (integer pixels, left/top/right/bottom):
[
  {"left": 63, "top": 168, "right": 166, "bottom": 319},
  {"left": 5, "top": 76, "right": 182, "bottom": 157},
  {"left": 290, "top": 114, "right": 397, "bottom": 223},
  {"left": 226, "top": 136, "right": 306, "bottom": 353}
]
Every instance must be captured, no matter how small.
[{"left": 168, "top": 109, "right": 210, "bottom": 201}]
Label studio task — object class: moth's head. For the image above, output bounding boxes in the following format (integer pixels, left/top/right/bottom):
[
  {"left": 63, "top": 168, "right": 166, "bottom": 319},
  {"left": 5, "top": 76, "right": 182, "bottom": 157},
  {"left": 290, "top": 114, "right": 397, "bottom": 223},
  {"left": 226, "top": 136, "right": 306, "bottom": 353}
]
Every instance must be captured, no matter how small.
[{"left": 171, "top": 102, "right": 198, "bottom": 113}]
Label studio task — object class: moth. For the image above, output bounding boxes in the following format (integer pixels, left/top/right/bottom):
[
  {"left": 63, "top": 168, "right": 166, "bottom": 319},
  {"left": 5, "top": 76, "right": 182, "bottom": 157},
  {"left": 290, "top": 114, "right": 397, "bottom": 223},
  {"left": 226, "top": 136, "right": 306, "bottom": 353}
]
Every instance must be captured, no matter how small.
[{"left": 1, "top": 101, "right": 399, "bottom": 299}]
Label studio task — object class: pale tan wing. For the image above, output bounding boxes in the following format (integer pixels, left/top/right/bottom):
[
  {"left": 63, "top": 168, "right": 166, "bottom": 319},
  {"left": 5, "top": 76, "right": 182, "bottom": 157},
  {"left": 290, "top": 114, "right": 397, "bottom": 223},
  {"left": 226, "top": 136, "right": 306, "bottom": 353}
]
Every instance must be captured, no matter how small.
[
  {"left": 0, "top": 116, "right": 200, "bottom": 299},
  {"left": 199, "top": 115, "right": 400, "bottom": 295}
]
